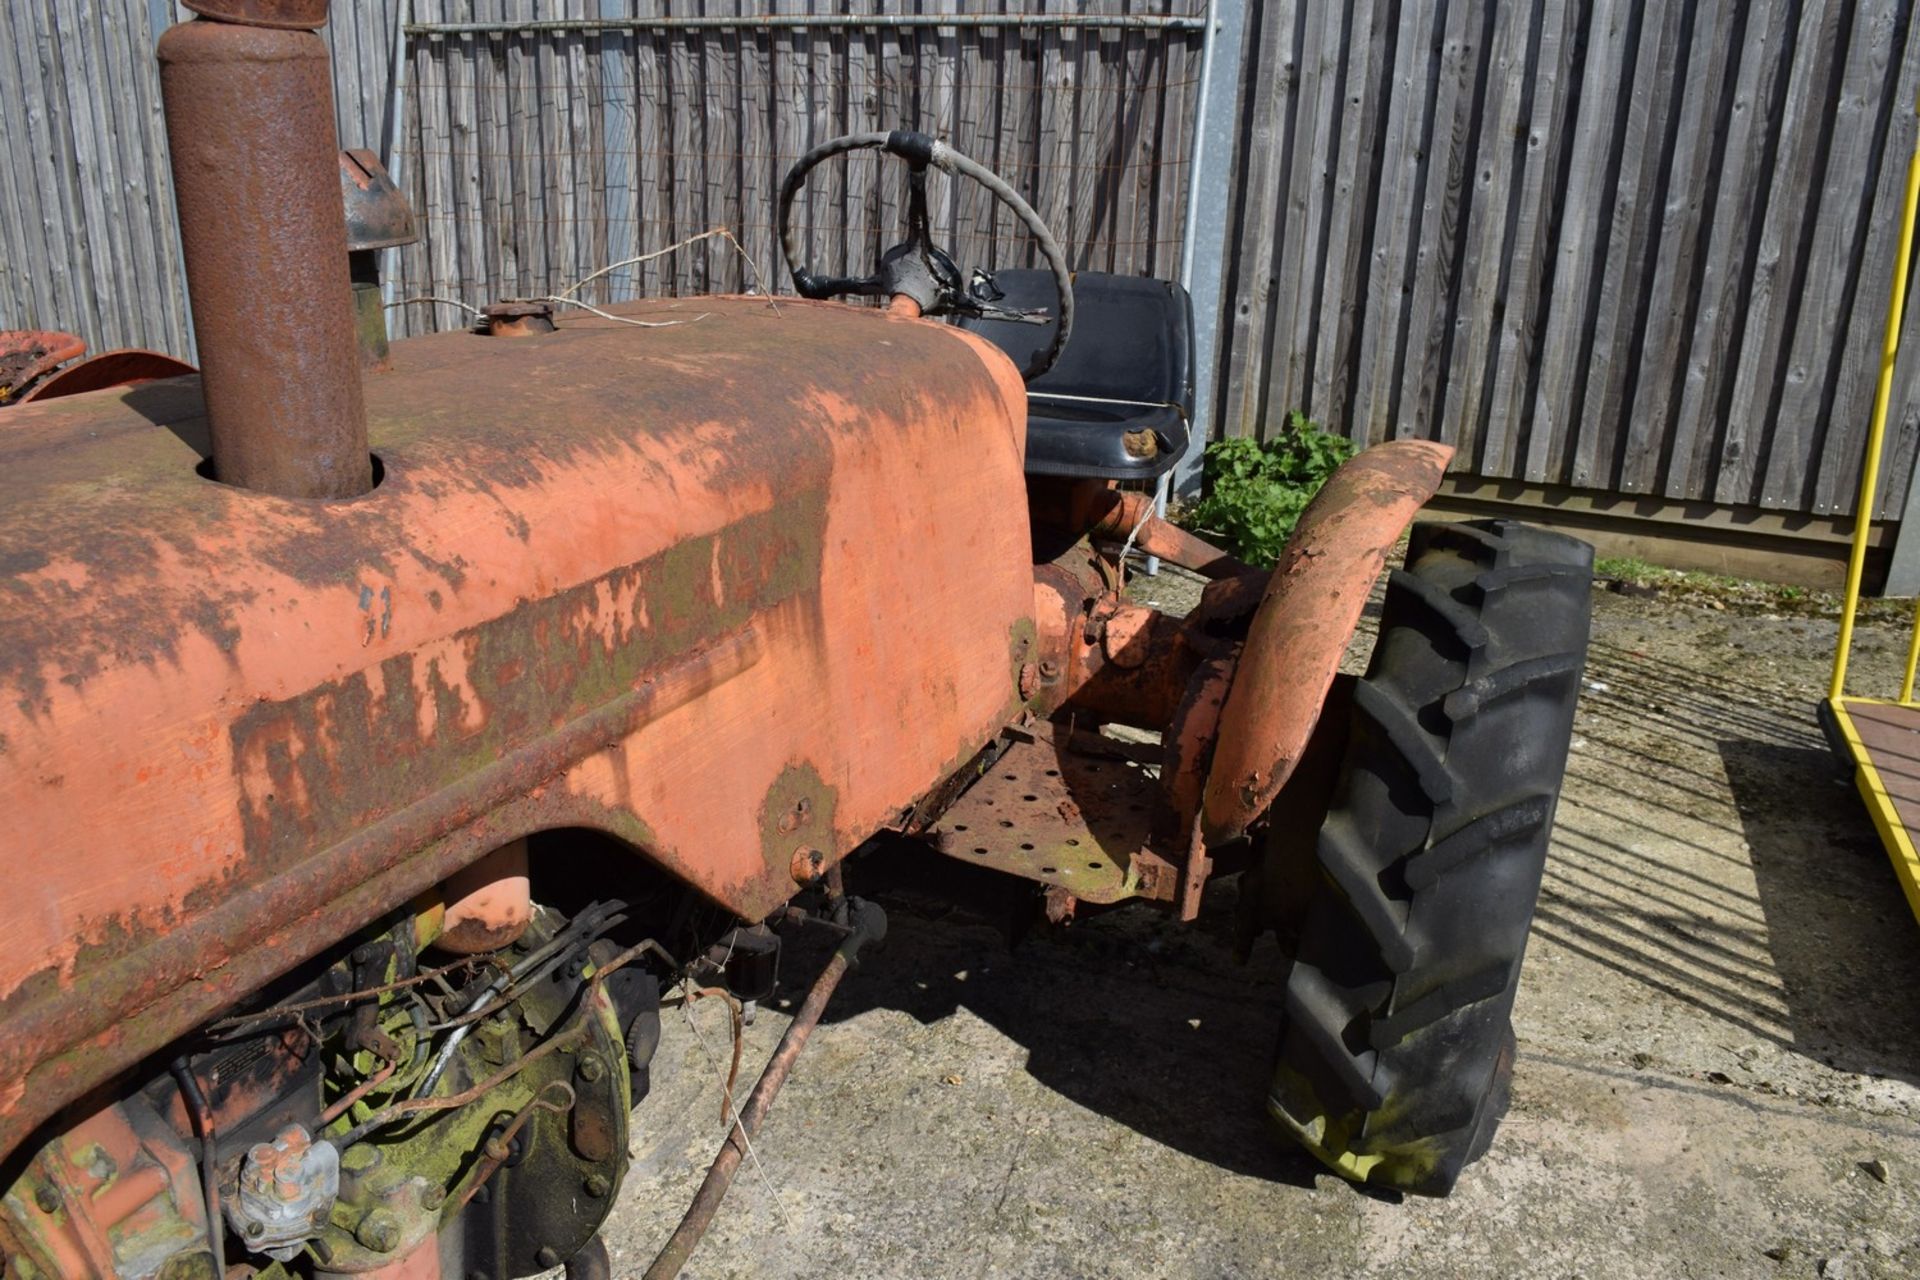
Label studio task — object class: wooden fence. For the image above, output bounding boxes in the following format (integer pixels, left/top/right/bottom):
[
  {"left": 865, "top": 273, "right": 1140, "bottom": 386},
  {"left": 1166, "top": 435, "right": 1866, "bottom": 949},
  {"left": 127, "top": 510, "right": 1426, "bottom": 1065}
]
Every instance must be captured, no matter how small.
[
  {"left": 9, "top": 1, "right": 1920, "bottom": 524},
  {"left": 1217, "top": 0, "right": 1920, "bottom": 520},
  {"left": 0, "top": 2, "right": 187, "bottom": 358},
  {"left": 382, "top": 1, "right": 1202, "bottom": 338}
]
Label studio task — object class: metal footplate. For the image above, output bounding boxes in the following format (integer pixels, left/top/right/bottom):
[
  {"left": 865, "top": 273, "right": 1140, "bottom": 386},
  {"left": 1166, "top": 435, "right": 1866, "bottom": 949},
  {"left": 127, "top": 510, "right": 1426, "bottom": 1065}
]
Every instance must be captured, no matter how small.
[{"left": 926, "top": 733, "right": 1179, "bottom": 907}]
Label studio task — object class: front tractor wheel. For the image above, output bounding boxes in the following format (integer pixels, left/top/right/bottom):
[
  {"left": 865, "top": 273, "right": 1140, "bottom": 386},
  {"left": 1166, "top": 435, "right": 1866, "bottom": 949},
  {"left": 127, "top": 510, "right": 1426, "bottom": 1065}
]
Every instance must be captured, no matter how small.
[{"left": 1265, "top": 517, "right": 1592, "bottom": 1196}]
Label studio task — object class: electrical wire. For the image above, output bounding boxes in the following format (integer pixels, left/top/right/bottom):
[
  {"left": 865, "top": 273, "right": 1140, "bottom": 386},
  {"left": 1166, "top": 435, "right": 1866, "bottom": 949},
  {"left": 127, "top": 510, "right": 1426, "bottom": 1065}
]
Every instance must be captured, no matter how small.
[{"left": 169, "top": 1056, "right": 226, "bottom": 1276}]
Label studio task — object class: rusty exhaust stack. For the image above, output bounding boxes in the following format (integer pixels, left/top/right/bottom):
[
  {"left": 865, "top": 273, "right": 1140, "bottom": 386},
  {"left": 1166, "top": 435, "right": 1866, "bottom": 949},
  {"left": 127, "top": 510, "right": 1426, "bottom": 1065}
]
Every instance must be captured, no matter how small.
[{"left": 158, "top": 0, "right": 372, "bottom": 499}]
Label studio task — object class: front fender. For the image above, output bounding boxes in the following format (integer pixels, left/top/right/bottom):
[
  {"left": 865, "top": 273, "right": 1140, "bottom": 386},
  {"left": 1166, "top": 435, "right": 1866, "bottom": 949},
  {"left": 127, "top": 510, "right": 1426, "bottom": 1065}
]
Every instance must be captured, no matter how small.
[{"left": 1201, "top": 440, "right": 1453, "bottom": 843}]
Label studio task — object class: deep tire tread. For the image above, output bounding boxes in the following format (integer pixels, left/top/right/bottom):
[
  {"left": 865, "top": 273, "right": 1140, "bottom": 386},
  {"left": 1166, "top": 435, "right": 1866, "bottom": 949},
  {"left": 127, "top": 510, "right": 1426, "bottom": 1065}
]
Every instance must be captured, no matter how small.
[
  {"left": 1386, "top": 567, "right": 1491, "bottom": 652},
  {"left": 1442, "top": 652, "right": 1584, "bottom": 719},
  {"left": 1265, "top": 518, "right": 1592, "bottom": 1196},
  {"left": 1365, "top": 962, "right": 1511, "bottom": 1051},
  {"left": 1416, "top": 522, "right": 1511, "bottom": 564},
  {"left": 1316, "top": 818, "right": 1417, "bottom": 973},
  {"left": 1403, "top": 795, "right": 1553, "bottom": 891},
  {"left": 1349, "top": 679, "right": 1453, "bottom": 805},
  {"left": 1285, "top": 967, "right": 1387, "bottom": 1110}
]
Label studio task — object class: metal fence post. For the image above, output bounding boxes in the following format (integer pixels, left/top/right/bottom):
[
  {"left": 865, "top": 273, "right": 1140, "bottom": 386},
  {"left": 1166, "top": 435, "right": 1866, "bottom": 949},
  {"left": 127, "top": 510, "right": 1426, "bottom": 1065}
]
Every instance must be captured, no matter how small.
[
  {"left": 380, "top": 0, "right": 410, "bottom": 316},
  {"left": 1147, "top": 0, "right": 1243, "bottom": 575},
  {"left": 1167, "top": 0, "right": 1246, "bottom": 507}
]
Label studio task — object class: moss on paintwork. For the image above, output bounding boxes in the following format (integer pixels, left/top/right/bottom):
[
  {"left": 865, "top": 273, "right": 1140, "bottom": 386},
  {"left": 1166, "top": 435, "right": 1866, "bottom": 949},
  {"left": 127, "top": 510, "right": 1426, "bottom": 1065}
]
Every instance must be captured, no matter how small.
[{"left": 228, "top": 495, "right": 827, "bottom": 871}]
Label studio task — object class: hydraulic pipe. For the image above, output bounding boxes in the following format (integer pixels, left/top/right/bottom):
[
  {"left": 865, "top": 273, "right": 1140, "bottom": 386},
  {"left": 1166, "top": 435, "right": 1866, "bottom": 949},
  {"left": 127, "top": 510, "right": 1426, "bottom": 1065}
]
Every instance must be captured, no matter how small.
[{"left": 158, "top": 3, "right": 373, "bottom": 499}]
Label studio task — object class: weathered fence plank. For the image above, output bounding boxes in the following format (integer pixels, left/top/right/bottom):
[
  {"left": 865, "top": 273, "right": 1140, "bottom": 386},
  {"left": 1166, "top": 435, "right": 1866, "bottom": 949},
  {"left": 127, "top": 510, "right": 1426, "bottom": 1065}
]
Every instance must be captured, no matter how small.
[
  {"left": 1221, "top": 0, "right": 1920, "bottom": 520},
  {"left": 15, "top": 0, "right": 1920, "bottom": 526}
]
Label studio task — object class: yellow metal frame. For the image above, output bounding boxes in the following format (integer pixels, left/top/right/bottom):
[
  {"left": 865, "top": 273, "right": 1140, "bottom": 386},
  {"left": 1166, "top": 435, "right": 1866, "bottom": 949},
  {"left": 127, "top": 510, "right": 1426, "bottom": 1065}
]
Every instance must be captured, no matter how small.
[
  {"left": 1824, "top": 698, "right": 1920, "bottom": 923},
  {"left": 1828, "top": 88, "right": 1920, "bottom": 927}
]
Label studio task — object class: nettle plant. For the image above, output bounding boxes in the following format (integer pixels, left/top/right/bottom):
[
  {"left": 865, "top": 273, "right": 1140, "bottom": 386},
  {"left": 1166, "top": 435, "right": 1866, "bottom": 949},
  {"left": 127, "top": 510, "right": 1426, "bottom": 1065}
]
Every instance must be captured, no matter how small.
[{"left": 1183, "top": 412, "right": 1357, "bottom": 567}]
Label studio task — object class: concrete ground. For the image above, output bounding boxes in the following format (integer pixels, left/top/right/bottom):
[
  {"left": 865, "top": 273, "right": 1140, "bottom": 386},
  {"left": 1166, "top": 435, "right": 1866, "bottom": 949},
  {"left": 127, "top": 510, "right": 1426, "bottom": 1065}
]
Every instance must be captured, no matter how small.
[{"left": 592, "top": 579, "right": 1920, "bottom": 1279}]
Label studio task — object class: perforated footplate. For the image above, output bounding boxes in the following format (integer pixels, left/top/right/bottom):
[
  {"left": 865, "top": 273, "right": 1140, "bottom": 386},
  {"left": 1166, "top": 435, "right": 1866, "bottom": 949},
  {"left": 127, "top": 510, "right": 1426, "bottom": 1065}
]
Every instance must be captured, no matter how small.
[{"left": 927, "top": 736, "right": 1167, "bottom": 903}]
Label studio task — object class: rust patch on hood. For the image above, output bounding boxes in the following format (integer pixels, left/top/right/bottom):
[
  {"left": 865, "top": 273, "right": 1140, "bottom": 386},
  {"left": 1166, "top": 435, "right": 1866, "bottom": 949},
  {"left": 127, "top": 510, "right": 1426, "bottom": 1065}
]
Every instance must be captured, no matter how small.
[{"left": 0, "top": 298, "right": 1039, "bottom": 1166}]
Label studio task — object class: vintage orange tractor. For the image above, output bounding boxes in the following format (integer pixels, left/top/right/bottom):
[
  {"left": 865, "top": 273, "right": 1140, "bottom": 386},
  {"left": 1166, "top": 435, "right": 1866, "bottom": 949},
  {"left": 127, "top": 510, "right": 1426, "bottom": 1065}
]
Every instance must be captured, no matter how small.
[{"left": 0, "top": 3, "right": 1593, "bottom": 1277}]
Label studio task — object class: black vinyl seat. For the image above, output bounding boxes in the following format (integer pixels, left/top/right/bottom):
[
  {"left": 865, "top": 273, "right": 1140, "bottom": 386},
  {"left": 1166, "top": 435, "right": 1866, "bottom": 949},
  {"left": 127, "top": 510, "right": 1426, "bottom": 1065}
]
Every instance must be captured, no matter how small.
[{"left": 956, "top": 269, "right": 1194, "bottom": 481}]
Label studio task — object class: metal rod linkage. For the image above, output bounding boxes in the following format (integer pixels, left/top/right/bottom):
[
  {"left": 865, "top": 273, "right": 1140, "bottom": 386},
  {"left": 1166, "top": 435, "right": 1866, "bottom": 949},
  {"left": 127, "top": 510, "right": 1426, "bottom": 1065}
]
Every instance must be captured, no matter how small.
[{"left": 644, "top": 899, "right": 888, "bottom": 1280}]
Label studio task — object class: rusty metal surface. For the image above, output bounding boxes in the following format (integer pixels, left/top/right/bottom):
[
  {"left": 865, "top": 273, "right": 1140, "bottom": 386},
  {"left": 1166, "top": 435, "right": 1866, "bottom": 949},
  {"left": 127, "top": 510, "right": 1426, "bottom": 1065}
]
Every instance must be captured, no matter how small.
[
  {"left": 1030, "top": 562, "right": 1203, "bottom": 731},
  {"left": 159, "top": 17, "right": 370, "bottom": 499},
  {"left": 182, "top": 0, "right": 332, "bottom": 29},
  {"left": 1160, "top": 655, "right": 1235, "bottom": 839},
  {"left": 1043, "top": 596, "right": 1198, "bottom": 732},
  {"left": 483, "top": 302, "right": 556, "bottom": 337},
  {"left": 0, "top": 296, "right": 1032, "bottom": 1167},
  {"left": 927, "top": 735, "right": 1172, "bottom": 905},
  {"left": 1086, "top": 487, "right": 1248, "bottom": 579},
  {"left": 317, "top": 1234, "right": 443, "bottom": 1280},
  {"left": 17, "top": 351, "right": 197, "bottom": 403},
  {"left": 1, "top": 1096, "right": 210, "bottom": 1278},
  {"left": 1202, "top": 439, "right": 1453, "bottom": 843},
  {"left": 339, "top": 149, "right": 416, "bottom": 252},
  {"left": 0, "top": 331, "right": 87, "bottom": 404},
  {"left": 435, "top": 838, "right": 531, "bottom": 954}
]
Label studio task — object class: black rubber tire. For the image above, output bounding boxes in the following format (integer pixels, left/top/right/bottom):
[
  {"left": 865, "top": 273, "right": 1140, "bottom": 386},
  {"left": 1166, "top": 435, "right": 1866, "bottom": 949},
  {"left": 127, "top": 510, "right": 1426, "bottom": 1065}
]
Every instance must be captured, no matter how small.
[{"left": 1266, "top": 517, "right": 1592, "bottom": 1196}]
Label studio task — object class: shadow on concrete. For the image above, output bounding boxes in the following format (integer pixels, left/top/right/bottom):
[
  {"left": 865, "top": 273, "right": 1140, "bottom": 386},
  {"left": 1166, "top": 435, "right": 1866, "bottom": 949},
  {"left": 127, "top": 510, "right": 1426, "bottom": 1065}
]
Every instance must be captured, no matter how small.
[
  {"left": 1527, "top": 628, "right": 1920, "bottom": 1091},
  {"left": 780, "top": 624, "right": 1920, "bottom": 1184},
  {"left": 1723, "top": 734, "right": 1920, "bottom": 1091},
  {"left": 774, "top": 844, "right": 1330, "bottom": 1191}
]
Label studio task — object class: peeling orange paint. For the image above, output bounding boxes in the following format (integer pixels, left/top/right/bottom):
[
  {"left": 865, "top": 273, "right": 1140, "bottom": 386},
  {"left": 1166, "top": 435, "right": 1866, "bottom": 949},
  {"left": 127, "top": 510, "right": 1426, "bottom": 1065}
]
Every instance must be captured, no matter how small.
[{"left": 0, "top": 298, "right": 1033, "bottom": 1165}]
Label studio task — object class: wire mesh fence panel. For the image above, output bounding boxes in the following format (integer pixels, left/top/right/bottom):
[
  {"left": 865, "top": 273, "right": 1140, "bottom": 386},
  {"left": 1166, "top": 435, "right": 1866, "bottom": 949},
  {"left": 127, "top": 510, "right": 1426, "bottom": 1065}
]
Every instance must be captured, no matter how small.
[{"left": 387, "top": 1, "right": 1203, "bottom": 336}]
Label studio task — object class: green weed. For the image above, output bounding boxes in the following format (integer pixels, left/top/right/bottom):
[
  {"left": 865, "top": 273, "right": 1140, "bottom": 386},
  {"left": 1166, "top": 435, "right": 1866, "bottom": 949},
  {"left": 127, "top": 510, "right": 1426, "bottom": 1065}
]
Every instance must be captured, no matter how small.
[{"left": 1179, "top": 411, "right": 1355, "bottom": 567}]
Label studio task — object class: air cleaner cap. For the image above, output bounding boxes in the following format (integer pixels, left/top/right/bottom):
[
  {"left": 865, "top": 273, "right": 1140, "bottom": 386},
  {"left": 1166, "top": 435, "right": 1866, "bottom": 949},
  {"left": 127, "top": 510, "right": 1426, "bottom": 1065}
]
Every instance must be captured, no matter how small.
[
  {"left": 340, "top": 149, "right": 418, "bottom": 252},
  {"left": 183, "top": 0, "right": 332, "bottom": 29}
]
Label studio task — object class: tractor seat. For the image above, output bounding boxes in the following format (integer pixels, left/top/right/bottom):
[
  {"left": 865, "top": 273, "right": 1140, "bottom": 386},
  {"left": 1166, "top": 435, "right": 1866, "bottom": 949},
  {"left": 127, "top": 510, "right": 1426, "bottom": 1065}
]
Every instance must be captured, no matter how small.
[{"left": 956, "top": 269, "right": 1193, "bottom": 481}]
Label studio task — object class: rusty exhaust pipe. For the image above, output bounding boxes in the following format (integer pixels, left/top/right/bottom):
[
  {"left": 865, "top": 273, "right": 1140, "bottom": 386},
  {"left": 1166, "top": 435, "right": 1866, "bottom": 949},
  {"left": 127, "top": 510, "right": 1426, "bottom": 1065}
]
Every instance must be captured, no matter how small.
[{"left": 158, "top": 0, "right": 373, "bottom": 499}]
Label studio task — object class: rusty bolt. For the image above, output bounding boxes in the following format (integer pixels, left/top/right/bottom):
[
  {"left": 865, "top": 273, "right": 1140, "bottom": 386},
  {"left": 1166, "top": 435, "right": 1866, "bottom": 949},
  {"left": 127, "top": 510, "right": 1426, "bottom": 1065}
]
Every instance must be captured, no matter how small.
[
  {"left": 310, "top": 1237, "right": 335, "bottom": 1265},
  {"left": 789, "top": 846, "right": 826, "bottom": 885},
  {"left": 577, "top": 1055, "right": 606, "bottom": 1085},
  {"left": 1038, "top": 658, "right": 1061, "bottom": 680},
  {"left": 421, "top": 1184, "right": 447, "bottom": 1211},
  {"left": 536, "top": 1247, "right": 562, "bottom": 1268},
  {"left": 357, "top": 1209, "right": 402, "bottom": 1253},
  {"left": 32, "top": 1184, "right": 58, "bottom": 1214},
  {"left": 584, "top": 1172, "right": 612, "bottom": 1198}
]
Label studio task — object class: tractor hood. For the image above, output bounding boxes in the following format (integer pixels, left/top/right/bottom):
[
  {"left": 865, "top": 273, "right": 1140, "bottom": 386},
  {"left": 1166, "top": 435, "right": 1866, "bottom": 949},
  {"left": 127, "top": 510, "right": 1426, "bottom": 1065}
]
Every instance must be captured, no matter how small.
[{"left": 0, "top": 297, "right": 1032, "bottom": 1162}]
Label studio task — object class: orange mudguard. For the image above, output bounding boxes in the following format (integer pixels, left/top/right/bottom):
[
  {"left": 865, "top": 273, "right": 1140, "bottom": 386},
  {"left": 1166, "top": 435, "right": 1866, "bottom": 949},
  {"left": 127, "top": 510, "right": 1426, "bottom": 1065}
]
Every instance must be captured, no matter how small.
[{"left": 1202, "top": 439, "right": 1453, "bottom": 843}]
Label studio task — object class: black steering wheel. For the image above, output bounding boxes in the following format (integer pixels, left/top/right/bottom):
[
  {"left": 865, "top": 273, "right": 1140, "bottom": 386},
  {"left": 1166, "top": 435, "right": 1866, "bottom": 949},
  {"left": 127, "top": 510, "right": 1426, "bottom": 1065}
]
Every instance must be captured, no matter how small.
[{"left": 777, "top": 130, "right": 1075, "bottom": 382}]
